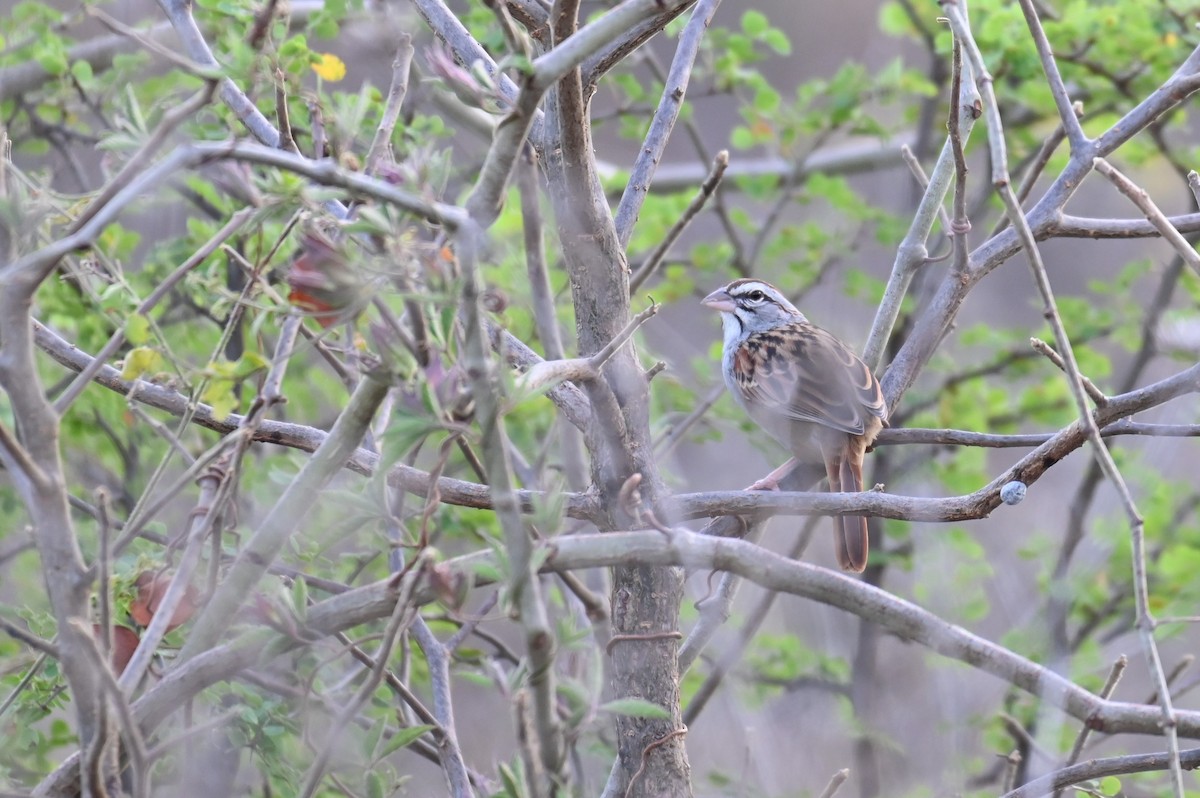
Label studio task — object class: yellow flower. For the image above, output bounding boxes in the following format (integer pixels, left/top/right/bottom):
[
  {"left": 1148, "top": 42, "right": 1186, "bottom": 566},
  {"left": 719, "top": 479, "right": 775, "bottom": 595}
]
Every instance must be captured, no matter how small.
[{"left": 311, "top": 53, "right": 346, "bottom": 82}]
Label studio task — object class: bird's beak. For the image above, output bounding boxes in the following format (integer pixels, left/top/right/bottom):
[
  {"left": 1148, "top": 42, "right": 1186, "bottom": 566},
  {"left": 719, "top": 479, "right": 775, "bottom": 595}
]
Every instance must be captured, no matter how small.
[{"left": 701, "top": 288, "right": 736, "bottom": 313}]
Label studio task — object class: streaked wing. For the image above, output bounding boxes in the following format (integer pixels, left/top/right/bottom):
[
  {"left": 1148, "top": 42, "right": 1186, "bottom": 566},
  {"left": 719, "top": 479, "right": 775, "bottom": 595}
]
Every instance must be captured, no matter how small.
[{"left": 732, "top": 323, "right": 887, "bottom": 435}]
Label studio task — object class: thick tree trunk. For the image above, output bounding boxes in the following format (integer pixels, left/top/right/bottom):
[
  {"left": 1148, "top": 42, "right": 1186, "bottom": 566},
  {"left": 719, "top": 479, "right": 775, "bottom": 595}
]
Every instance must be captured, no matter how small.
[{"left": 536, "top": 33, "right": 691, "bottom": 797}]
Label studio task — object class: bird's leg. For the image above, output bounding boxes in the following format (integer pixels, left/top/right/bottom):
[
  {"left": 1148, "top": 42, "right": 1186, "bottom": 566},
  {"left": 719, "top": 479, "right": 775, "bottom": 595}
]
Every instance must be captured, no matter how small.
[{"left": 745, "top": 457, "right": 800, "bottom": 491}]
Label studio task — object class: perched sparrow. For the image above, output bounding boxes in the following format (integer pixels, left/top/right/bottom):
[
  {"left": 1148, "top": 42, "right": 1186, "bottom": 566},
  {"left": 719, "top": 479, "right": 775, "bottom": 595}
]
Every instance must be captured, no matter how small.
[{"left": 703, "top": 279, "right": 888, "bottom": 572}]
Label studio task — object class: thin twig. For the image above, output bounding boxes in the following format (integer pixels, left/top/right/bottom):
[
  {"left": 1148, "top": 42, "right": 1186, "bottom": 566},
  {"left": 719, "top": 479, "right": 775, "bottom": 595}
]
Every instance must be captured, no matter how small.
[
  {"left": 0, "top": 620, "right": 59, "bottom": 658},
  {"left": 1030, "top": 337, "right": 1109, "bottom": 406},
  {"left": 681, "top": 519, "right": 816, "bottom": 725},
  {"left": 613, "top": 0, "right": 725, "bottom": 247},
  {"left": 977, "top": 10, "right": 1189, "bottom": 784},
  {"left": 296, "top": 561, "right": 422, "bottom": 798},
  {"left": 1053, "top": 656, "right": 1127, "bottom": 798},
  {"left": 95, "top": 489, "right": 114, "bottom": 665},
  {"left": 862, "top": 66, "right": 980, "bottom": 371},
  {"left": 31, "top": 315, "right": 1200, "bottom": 526},
  {"left": 275, "top": 71, "right": 299, "bottom": 154},
  {"left": 947, "top": 33, "right": 972, "bottom": 277},
  {"left": 1001, "top": 750, "right": 1022, "bottom": 794},
  {"left": 1003, "top": 747, "right": 1200, "bottom": 798},
  {"left": 55, "top": 208, "right": 255, "bottom": 414},
  {"left": 409, "top": 618, "right": 473, "bottom": 797},
  {"left": 899, "top": 144, "right": 953, "bottom": 241},
  {"left": 117, "top": 456, "right": 227, "bottom": 693},
  {"left": 1016, "top": 0, "right": 1087, "bottom": 149},
  {"left": 1094, "top": 157, "right": 1200, "bottom": 275},
  {"left": 86, "top": 6, "right": 221, "bottom": 79},
  {"left": 455, "top": 210, "right": 565, "bottom": 785},
  {"left": 0, "top": 421, "right": 49, "bottom": 489},
  {"left": 69, "top": 619, "right": 150, "bottom": 798},
  {"left": 817, "top": 768, "right": 850, "bottom": 798},
  {"left": 516, "top": 302, "right": 660, "bottom": 393},
  {"left": 629, "top": 150, "right": 728, "bottom": 293},
  {"left": 365, "top": 35, "right": 415, "bottom": 176}
]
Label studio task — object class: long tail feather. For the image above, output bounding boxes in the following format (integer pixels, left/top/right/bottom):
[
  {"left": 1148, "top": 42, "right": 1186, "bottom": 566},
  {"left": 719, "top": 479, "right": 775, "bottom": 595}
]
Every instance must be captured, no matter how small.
[{"left": 836, "top": 456, "right": 869, "bottom": 572}]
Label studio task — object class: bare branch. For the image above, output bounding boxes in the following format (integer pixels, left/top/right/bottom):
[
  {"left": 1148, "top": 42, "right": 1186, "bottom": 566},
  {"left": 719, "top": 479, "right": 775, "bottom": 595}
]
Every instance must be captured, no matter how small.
[
  {"left": 465, "top": 0, "right": 693, "bottom": 226},
  {"left": 157, "top": 531, "right": 1200, "bottom": 742},
  {"left": 629, "top": 151, "right": 729, "bottom": 294},
  {"left": 177, "top": 369, "right": 392, "bottom": 662},
  {"left": 55, "top": 207, "right": 254, "bottom": 414},
  {"left": 0, "top": 420, "right": 49, "bottom": 490},
  {"left": 67, "top": 619, "right": 150, "bottom": 798},
  {"left": 1030, "top": 337, "right": 1109, "bottom": 407},
  {"left": 1093, "top": 157, "right": 1200, "bottom": 274},
  {"left": 1053, "top": 655, "right": 1128, "bottom": 798},
  {"left": 983, "top": 9, "right": 1186, "bottom": 780},
  {"left": 1002, "top": 747, "right": 1200, "bottom": 798},
  {"left": 1055, "top": 211, "right": 1200, "bottom": 238},
  {"left": 412, "top": 0, "right": 523, "bottom": 109},
  {"left": 6, "top": 140, "right": 468, "bottom": 293},
  {"left": 581, "top": 2, "right": 696, "bottom": 93},
  {"left": 87, "top": 6, "right": 219, "bottom": 79},
  {"left": 1016, "top": 0, "right": 1087, "bottom": 149},
  {"left": 0, "top": 619, "right": 59, "bottom": 658},
  {"left": 456, "top": 205, "right": 565, "bottom": 784},
  {"left": 875, "top": 421, "right": 1200, "bottom": 448},
  {"left": 297, "top": 563, "right": 421, "bottom": 798},
  {"left": 31, "top": 314, "right": 1200, "bottom": 528},
  {"left": 680, "top": 520, "right": 817, "bottom": 728},
  {"left": 614, "top": 0, "right": 724, "bottom": 248},
  {"left": 516, "top": 301, "right": 660, "bottom": 393},
  {"left": 409, "top": 619, "right": 474, "bottom": 797},
  {"left": 365, "top": 35, "right": 416, "bottom": 177},
  {"left": 117, "top": 459, "right": 224, "bottom": 693},
  {"left": 817, "top": 769, "right": 850, "bottom": 798},
  {"left": 604, "top": 135, "right": 915, "bottom": 199},
  {"left": 863, "top": 75, "right": 980, "bottom": 371}
]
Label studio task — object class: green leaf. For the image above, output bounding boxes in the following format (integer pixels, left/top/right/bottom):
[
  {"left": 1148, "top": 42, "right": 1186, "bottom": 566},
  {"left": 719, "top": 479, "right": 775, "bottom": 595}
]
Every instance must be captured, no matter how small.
[
  {"left": 279, "top": 34, "right": 310, "bottom": 58},
  {"left": 120, "top": 347, "right": 162, "bottom": 380},
  {"left": 233, "top": 350, "right": 269, "bottom": 379},
  {"left": 753, "top": 84, "right": 781, "bottom": 112},
  {"left": 290, "top": 576, "right": 308, "bottom": 621},
  {"left": 599, "top": 698, "right": 670, "bottom": 719},
  {"left": 498, "top": 759, "right": 529, "bottom": 798},
  {"left": 201, "top": 379, "right": 238, "bottom": 421},
  {"left": 70, "top": 60, "right": 94, "bottom": 83},
  {"left": 361, "top": 716, "right": 385, "bottom": 759},
  {"left": 762, "top": 29, "right": 791, "bottom": 55},
  {"left": 878, "top": 1, "right": 913, "bottom": 37},
  {"left": 309, "top": 12, "right": 340, "bottom": 39},
  {"left": 471, "top": 560, "right": 502, "bottom": 584},
  {"left": 125, "top": 313, "right": 151, "bottom": 346},
  {"left": 366, "top": 772, "right": 385, "bottom": 798},
  {"left": 19, "top": 138, "right": 51, "bottom": 156},
  {"left": 380, "top": 415, "right": 442, "bottom": 466},
  {"left": 34, "top": 45, "right": 68, "bottom": 76},
  {"left": 376, "top": 725, "right": 434, "bottom": 759},
  {"left": 741, "top": 10, "right": 769, "bottom": 36},
  {"left": 730, "top": 125, "right": 755, "bottom": 149},
  {"left": 500, "top": 54, "right": 535, "bottom": 76},
  {"left": 1098, "top": 776, "right": 1121, "bottom": 796}
]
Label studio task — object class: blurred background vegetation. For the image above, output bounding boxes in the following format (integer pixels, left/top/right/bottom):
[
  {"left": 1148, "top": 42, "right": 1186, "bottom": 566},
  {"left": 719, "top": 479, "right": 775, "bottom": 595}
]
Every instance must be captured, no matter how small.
[{"left": 1, "top": 0, "right": 1200, "bottom": 794}]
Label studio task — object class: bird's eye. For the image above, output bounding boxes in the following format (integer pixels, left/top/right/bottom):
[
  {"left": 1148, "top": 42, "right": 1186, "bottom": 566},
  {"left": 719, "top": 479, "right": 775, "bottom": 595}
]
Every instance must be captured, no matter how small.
[{"left": 747, "top": 290, "right": 765, "bottom": 302}]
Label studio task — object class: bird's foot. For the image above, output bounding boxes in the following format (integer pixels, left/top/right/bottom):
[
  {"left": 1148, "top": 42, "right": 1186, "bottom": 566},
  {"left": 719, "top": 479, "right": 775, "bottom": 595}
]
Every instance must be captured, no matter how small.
[
  {"left": 744, "top": 457, "right": 799, "bottom": 491},
  {"left": 746, "top": 476, "right": 781, "bottom": 491}
]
